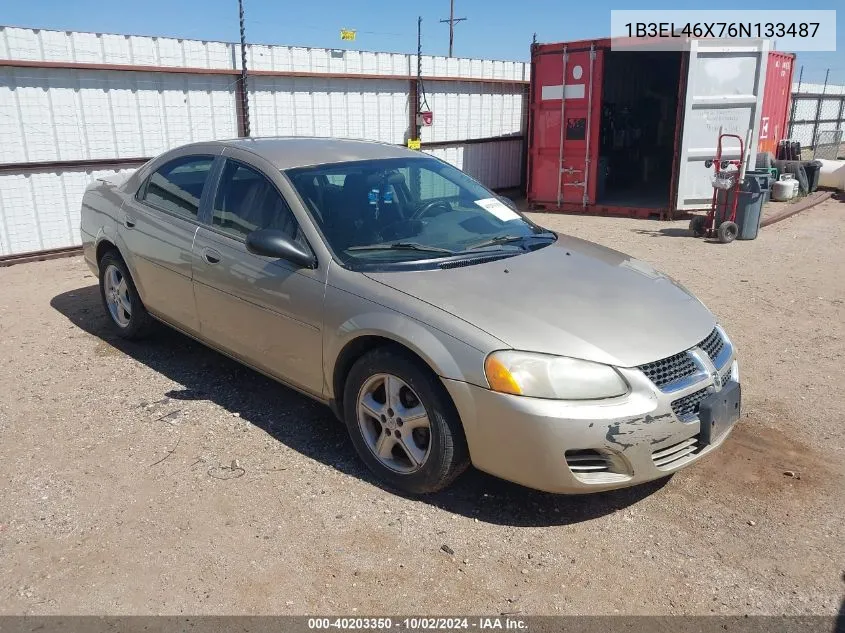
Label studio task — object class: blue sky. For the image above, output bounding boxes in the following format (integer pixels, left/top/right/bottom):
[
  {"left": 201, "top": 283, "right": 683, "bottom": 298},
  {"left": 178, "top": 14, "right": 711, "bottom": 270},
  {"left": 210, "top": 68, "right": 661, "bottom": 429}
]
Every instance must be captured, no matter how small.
[{"left": 3, "top": 0, "right": 842, "bottom": 83}]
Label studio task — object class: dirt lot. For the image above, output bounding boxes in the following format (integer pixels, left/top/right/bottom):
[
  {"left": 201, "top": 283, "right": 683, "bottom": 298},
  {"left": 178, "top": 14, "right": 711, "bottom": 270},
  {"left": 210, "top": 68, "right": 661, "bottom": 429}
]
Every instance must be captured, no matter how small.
[{"left": 1, "top": 199, "right": 843, "bottom": 616}]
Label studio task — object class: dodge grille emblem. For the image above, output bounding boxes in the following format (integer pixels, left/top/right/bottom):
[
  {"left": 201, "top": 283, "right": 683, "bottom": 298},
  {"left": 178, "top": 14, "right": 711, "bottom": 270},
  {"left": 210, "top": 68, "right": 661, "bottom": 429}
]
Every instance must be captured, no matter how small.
[{"left": 711, "top": 370, "right": 723, "bottom": 391}]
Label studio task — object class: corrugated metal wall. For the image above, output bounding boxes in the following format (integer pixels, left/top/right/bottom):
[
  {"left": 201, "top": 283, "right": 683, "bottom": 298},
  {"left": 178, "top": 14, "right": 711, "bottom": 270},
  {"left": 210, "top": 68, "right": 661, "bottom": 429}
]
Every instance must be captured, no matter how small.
[
  {"left": 0, "top": 67, "right": 238, "bottom": 163},
  {"left": 1, "top": 28, "right": 233, "bottom": 68},
  {"left": 0, "top": 167, "right": 137, "bottom": 256},
  {"left": 0, "top": 26, "right": 529, "bottom": 257},
  {"left": 424, "top": 139, "right": 524, "bottom": 190},
  {"left": 1, "top": 27, "right": 529, "bottom": 81},
  {"left": 419, "top": 81, "right": 524, "bottom": 142},
  {"left": 248, "top": 76, "right": 409, "bottom": 143}
]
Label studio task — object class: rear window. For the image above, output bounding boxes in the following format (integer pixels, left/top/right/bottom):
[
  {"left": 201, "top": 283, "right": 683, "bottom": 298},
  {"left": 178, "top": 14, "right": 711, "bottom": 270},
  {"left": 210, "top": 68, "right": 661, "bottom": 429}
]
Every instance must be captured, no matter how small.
[{"left": 140, "top": 155, "right": 214, "bottom": 218}]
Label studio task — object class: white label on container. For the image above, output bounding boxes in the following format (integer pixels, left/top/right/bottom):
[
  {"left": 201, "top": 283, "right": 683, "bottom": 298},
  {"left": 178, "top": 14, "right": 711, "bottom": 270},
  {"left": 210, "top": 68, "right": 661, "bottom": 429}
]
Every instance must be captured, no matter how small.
[
  {"left": 541, "top": 84, "right": 585, "bottom": 101},
  {"left": 475, "top": 198, "right": 520, "bottom": 221}
]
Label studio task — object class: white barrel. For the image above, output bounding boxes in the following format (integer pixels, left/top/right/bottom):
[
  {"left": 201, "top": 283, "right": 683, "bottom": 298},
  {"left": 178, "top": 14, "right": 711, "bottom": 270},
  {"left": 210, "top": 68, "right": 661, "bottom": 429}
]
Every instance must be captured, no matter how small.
[{"left": 816, "top": 159, "right": 845, "bottom": 190}]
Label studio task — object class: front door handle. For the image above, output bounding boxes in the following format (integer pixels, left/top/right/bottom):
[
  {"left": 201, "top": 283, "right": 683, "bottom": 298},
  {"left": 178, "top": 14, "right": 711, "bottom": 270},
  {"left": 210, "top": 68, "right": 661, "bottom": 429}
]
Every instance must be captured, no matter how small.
[
  {"left": 124, "top": 216, "right": 136, "bottom": 229},
  {"left": 202, "top": 248, "right": 221, "bottom": 265}
]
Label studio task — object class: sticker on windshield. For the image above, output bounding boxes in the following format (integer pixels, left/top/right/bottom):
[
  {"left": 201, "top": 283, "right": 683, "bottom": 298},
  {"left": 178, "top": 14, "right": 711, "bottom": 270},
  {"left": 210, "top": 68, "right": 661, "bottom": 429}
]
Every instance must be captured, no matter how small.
[{"left": 474, "top": 198, "right": 520, "bottom": 221}]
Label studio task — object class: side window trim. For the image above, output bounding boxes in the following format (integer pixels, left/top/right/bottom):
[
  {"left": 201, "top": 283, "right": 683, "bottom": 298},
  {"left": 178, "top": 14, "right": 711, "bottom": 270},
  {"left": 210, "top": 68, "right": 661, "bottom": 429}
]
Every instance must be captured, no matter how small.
[
  {"left": 197, "top": 156, "right": 226, "bottom": 226},
  {"left": 135, "top": 154, "right": 216, "bottom": 223}
]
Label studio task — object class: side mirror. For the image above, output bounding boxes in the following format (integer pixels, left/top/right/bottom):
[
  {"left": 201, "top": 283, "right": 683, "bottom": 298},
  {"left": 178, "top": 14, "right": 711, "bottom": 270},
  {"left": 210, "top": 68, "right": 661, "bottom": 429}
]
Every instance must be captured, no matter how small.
[{"left": 246, "top": 229, "right": 317, "bottom": 268}]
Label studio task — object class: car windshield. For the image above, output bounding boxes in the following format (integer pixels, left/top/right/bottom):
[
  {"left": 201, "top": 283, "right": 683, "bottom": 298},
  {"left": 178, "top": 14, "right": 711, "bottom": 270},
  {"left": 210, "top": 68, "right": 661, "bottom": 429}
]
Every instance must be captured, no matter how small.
[{"left": 286, "top": 157, "right": 554, "bottom": 268}]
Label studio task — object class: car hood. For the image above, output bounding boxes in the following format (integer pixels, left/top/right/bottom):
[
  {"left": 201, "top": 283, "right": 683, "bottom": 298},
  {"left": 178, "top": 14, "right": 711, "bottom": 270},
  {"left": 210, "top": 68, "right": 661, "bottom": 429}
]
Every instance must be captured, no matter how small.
[{"left": 363, "top": 235, "right": 716, "bottom": 368}]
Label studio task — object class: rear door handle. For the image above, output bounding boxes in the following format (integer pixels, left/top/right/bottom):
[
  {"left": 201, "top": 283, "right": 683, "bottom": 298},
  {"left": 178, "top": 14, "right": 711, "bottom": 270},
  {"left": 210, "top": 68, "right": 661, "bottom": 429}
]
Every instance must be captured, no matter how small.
[
  {"left": 124, "top": 216, "right": 136, "bottom": 229},
  {"left": 202, "top": 248, "right": 221, "bottom": 265}
]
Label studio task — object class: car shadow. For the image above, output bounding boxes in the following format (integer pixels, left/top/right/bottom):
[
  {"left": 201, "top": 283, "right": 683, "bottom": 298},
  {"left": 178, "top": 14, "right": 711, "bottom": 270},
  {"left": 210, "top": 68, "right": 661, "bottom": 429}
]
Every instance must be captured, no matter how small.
[{"left": 50, "top": 284, "right": 667, "bottom": 527}]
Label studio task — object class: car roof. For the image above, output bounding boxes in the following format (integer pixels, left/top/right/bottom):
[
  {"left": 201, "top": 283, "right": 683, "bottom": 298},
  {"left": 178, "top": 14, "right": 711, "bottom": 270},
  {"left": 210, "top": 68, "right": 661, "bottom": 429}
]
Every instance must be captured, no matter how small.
[{"left": 214, "top": 137, "right": 424, "bottom": 170}]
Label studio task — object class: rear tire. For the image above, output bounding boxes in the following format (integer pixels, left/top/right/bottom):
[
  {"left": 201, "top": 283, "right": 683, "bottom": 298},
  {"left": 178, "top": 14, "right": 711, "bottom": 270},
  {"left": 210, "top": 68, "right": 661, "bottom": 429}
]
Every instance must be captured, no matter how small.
[
  {"left": 98, "top": 251, "right": 153, "bottom": 339},
  {"left": 717, "top": 221, "right": 738, "bottom": 244},
  {"left": 343, "top": 346, "right": 469, "bottom": 494},
  {"left": 689, "top": 215, "right": 707, "bottom": 237}
]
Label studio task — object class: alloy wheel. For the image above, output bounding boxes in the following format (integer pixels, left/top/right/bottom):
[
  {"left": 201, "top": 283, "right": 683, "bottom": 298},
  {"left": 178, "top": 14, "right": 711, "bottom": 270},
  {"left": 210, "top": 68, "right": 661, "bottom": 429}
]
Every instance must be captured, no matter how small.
[
  {"left": 356, "top": 373, "right": 432, "bottom": 474},
  {"left": 103, "top": 263, "right": 132, "bottom": 327}
]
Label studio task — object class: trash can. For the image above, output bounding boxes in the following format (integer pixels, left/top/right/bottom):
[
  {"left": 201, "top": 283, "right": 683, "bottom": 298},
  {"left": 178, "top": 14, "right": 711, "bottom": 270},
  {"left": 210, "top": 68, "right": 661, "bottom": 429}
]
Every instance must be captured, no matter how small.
[
  {"left": 803, "top": 160, "right": 823, "bottom": 193},
  {"left": 716, "top": 176, "right": 764, "bottom": 240},
  {"left": 745, "top": 169, "right": 773, "bottom": 204}
]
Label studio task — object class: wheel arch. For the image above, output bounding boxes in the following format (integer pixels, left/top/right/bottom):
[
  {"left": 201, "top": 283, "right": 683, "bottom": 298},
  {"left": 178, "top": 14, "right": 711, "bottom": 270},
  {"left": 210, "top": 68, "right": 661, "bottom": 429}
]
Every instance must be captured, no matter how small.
[
  {"left": 95, "top": 237, "right": 121, "bottom": 267},
  {"left": 93, "top": 232, "right": 146, "bottom": 304},
  {"left": 327, "top": 316, "right": 482, "bottom": 418}
]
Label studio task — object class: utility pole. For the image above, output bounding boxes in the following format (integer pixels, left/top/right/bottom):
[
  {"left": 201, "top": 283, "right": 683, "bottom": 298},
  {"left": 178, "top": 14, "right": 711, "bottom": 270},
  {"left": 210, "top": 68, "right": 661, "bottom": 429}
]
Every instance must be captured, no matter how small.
[
  {"left": 439, "top": 0, "right": 466, "bottom": 57},
  {"left": 238, "top": 0, "right": 250, "bottom": 136},
  {"left": 416, "top": 16, "right": 422, "bottom": 141}
]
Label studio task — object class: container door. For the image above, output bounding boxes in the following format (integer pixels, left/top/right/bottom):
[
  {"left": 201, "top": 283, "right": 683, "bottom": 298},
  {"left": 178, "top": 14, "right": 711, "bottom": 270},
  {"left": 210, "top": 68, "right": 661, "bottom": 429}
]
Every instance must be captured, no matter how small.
[
  {"left": 528, "top": 44, "right": 603, "bottom": 208},
  {"left": 674, "top": 39, "right": 770, "bottom": 211},
  {"left": 758, "top": 52, "right": 794, "bottom": 155}
]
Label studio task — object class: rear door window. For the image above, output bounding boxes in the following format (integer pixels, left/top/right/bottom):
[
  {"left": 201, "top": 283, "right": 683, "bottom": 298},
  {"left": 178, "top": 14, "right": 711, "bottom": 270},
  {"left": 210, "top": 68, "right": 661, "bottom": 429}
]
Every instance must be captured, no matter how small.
[{"left": 140, "top": 156, "right": 214, "bottom": 219}]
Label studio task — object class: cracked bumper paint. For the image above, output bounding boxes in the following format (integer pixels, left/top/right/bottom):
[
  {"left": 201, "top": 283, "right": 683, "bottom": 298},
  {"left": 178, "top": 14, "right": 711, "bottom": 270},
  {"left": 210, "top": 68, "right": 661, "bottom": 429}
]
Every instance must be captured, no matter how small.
[{"left": 442, "top": 360, "right": 739, "bottom": 494}]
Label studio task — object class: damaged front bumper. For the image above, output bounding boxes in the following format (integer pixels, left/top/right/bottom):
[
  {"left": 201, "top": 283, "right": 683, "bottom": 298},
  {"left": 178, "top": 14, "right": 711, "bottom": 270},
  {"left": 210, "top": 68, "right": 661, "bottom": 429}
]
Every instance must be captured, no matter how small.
[{"left": 443, "top": 357, "right": 740, "bottom": 494}]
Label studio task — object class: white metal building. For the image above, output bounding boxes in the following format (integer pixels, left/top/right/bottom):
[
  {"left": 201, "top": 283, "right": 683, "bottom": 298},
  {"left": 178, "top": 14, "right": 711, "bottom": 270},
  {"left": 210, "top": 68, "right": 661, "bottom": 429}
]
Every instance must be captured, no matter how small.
[{"left": 0, "top": 26, "right": 530, "bottom": 258}]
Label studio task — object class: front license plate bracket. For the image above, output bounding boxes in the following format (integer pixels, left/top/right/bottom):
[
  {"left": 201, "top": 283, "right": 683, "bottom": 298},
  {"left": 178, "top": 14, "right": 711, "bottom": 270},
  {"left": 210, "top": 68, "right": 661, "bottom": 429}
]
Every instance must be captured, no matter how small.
[{"left": 698, "top": 381, "right": 741, "bottom": 445}]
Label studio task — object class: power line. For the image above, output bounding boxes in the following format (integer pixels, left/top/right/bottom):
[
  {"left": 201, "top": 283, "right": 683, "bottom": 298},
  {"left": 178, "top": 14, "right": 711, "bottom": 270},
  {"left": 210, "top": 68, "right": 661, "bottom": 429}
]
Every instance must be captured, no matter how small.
[{"left": 439, "top": 0, "right": 466, "bottom": 57}]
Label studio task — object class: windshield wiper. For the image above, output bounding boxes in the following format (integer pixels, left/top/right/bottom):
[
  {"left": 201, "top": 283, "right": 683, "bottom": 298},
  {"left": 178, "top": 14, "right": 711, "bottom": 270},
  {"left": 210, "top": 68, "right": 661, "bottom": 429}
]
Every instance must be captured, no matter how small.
[
  {"left": 346, "top": 241, "right": 458, "bottom": 255},
  {"left": 466, "top": 231, "right": 556, "bottom": 251}
]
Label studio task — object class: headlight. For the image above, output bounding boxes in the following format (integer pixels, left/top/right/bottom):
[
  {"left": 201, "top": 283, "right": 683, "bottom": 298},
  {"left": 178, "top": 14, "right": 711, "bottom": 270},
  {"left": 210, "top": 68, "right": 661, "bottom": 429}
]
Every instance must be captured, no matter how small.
[{"left": 484, "top": 351, "right": 628, "bottom": 400}]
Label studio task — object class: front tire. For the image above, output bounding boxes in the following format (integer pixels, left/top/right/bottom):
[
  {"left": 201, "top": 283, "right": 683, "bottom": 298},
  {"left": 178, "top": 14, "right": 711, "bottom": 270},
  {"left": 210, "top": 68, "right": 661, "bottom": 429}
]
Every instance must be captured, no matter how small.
[
  {"left": 343, "top": 346, "right": 469, "bottom": 494},
  {"left": 98, "top": 251, "right": 153, "bottom": 339}
]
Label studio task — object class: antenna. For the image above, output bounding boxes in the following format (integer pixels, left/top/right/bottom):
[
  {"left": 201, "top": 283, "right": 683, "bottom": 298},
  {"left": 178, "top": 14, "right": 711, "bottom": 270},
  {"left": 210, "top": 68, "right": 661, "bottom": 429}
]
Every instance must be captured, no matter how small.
[{"left": 439, "top": 0, "right": 467, "bottom": 57}]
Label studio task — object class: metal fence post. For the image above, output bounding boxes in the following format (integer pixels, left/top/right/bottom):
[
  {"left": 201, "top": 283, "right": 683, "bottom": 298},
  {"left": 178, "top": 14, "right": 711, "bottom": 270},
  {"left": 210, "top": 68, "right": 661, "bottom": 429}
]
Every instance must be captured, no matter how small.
[
  {"left": 810, "top": 68, "right": 829, "bottom": 150},
  {"left": 788, "top": 65, "right": 802, "bottom": 140},
  {"left": 238, "top": 0, "right": 251, "bottom": 137}
]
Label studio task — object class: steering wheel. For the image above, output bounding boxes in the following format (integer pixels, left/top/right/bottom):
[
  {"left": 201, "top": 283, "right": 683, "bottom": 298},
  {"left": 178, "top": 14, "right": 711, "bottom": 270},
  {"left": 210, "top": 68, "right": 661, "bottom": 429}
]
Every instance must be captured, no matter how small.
[
  {"left": 369, "top": 217, "right": 425, "bottom": 242},
  {"left": 412, "top": 199, "right": 453, "bottom": 220}
]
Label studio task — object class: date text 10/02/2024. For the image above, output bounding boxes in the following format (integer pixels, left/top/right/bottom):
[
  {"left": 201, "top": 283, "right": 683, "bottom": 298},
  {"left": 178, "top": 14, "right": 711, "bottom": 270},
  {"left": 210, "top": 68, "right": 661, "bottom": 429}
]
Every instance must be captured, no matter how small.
[{"left": 307, "top": 618, "right": 528, "bottom": 630}]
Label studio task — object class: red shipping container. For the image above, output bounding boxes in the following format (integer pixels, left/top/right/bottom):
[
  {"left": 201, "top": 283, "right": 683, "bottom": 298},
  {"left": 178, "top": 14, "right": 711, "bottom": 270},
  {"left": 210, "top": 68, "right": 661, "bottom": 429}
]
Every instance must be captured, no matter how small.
[
  {"left": 758, "top": 51, "right": 796, "bottom": 156},
  {"left": 527, "top": 38, "right": 774, "bottom": 219}
]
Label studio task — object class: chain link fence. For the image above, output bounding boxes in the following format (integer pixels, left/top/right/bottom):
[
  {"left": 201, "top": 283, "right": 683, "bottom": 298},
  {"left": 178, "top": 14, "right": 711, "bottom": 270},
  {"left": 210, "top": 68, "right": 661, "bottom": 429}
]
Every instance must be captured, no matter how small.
[{"left": 787, "top": 67, "right": 845, "bottom": 159}]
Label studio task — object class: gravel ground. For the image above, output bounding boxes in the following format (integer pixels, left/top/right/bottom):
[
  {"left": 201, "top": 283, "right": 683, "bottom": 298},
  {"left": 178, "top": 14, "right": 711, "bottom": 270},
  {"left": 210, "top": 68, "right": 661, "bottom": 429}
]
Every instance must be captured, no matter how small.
[{"left": 0, "top": 199, "right": 843, "bottom": 616}]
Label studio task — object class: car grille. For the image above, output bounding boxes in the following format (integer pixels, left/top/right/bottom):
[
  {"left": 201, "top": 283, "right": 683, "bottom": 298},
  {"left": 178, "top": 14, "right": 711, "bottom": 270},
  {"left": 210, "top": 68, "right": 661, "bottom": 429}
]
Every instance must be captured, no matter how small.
[
  {"left": 671, "top": 387, "right": 709, "bottom": 421},
  {"left": 652, "top": 435, "right": 702, "bottom": 469},
  {"left": 637, "top": 351, "right": 698, "bottom": 388},
  {"left": 565, "top": 449, "right": 609, "bottom": 473},
  {"left": 699, "top": 327, "right": 725, "bottom": 363},
  {"left": 637, "top": 327, "right": 727, "bottom": 390}
]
